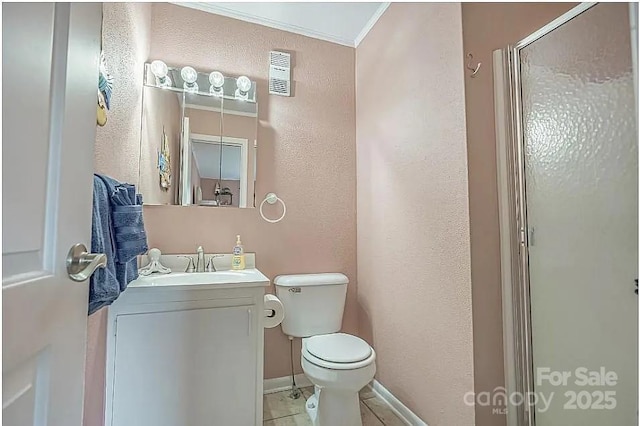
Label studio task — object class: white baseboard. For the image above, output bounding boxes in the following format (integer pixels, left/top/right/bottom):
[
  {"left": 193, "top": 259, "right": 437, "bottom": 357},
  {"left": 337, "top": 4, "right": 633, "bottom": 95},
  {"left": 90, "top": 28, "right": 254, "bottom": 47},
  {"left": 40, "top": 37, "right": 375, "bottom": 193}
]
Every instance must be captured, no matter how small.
[
  {"left": 264, "top": 374, "right": 313, "bottom": 394},
  {"left": 371, "top": 379, "right": 428, "bottom": 426}
]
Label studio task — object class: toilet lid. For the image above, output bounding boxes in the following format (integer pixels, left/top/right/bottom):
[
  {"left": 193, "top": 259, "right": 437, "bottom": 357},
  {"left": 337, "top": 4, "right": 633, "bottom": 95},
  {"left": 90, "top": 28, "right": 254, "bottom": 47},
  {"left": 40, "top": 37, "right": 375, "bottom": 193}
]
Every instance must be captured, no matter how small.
[{"left": 305, "top": 333, "right": 372, "bottom": 363}]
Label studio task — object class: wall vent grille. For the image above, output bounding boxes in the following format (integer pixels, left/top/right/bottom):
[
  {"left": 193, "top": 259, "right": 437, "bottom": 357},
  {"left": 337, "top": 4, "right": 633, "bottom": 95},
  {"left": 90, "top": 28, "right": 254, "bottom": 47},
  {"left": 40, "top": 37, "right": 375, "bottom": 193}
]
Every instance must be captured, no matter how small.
[{"left": 269, "top": 51, "right": 291, "bottom": 96}]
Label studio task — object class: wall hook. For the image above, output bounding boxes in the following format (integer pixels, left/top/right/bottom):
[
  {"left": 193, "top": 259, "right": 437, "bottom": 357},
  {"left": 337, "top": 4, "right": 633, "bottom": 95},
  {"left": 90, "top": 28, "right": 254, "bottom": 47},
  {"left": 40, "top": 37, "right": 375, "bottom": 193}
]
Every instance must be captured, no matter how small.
[{"left": 466, "top": 53, "right": 481, "bottom": 78}]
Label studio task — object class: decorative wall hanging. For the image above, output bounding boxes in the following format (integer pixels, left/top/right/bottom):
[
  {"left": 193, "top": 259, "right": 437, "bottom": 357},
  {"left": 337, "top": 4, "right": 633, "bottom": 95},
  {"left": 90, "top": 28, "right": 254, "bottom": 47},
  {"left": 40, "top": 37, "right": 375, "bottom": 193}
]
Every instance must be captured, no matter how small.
[
  {"left": 97, "top": 51, "right": 113, "bottom": 127},
  {"left": 97, "top": 94, "right": 107, "bottom": 127},
  {"left": 158, "top": 126, "right": 172, "bottom": 190},
  {"left": 99, "top": 51, "right": 113, "bottom": 109}
]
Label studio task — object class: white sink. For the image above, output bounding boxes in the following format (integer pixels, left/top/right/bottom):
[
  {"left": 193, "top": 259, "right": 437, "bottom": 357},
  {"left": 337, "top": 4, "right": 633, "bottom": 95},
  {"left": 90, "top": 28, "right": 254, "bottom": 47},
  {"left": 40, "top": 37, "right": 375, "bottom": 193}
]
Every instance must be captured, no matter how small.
[{"left": 129, "top": 268, "right": 270, "bottom": 289}]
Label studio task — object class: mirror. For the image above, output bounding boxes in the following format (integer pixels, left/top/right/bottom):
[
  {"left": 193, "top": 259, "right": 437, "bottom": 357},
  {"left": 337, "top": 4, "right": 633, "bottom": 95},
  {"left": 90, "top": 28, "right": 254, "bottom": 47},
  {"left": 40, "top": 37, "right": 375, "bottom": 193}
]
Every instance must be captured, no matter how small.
[
  {"left": 138, "top": 63, "right": 258, "bottom": 208},
  {"left": 213, "top": 97, "right": 258, "bottom": 208}
]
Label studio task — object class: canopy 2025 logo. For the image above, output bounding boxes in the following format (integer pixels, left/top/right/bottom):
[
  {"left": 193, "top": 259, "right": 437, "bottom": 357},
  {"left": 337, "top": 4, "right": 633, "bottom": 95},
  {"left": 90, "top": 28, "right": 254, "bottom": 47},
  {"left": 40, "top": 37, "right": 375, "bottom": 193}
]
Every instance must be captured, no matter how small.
[{"left": 464, "top": 367, "right": 618, "bottom": 415}]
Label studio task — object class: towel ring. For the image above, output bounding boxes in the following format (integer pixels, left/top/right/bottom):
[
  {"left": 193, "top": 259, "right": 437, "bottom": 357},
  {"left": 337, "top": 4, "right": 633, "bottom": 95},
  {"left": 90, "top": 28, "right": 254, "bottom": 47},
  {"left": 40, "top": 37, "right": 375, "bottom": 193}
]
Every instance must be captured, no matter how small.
[{"left": 259, "top": 193, "right": 286, "bottom": 223}]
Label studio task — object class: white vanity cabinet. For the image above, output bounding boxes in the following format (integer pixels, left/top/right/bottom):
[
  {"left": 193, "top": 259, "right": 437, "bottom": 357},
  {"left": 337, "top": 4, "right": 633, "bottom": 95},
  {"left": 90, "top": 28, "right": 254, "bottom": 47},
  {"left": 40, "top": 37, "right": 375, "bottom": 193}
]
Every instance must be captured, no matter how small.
[{"left": 104, "top": 273, "right": 269, "bottom": 426}]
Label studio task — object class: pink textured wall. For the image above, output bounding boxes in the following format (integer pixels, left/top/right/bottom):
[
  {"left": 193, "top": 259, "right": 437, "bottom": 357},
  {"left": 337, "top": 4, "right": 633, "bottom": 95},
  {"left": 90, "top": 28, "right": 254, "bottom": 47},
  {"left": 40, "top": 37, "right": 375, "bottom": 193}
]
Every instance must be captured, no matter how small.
[
  {"left": 84, "top": 308, "right": 109, "bottom": 426},
  {"left": 86, "top": 4, "right": 151, "bottom": 426},
  {"left": 93, "top": 3, "right": 150, "bottom": 184},
  {"left": 146, "top": 2, "right": 356, "bottom": 378},
  {"left": 460, "top": 4, "right": 576, "bottom": 426},
  {"left": 356, "top": 3, "right": 474, "bottom": 425}
]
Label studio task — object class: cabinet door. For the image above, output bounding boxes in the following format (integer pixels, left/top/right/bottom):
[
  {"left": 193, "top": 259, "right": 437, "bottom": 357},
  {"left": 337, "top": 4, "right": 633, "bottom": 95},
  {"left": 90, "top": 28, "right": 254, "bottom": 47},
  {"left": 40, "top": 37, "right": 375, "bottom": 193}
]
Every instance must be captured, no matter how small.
[{"left": 111, "top": 306, "right": 257, "bottom": 426}]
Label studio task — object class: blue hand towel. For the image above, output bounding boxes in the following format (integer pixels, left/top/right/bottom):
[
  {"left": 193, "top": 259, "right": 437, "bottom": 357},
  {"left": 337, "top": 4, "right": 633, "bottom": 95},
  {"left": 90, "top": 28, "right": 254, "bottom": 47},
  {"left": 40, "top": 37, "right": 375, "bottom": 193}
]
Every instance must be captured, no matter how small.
[
  {"left": 98, "top": 175, "right": 148, "bottom": 291},
  {"left": 112, "top": 205, "right": 148, "bottom": 262},
  {"left": 89, "top": 176, "right": 121, "bottom": 314},
  {"left": 89, "top": 175, "right": 149, "bottom": 314},
  {"left": 112, "top": 206, "right": 145, "bottom": 227}
]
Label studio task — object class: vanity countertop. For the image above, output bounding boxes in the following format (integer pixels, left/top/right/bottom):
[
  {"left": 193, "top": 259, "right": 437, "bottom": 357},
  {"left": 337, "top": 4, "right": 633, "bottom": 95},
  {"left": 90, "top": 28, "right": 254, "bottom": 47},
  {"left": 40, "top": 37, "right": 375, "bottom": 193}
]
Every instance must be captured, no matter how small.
[
  {"left": 129, "top": 268, "right": 269, "bottom": 290},
  {"left": 138, "top": 252, "right": 257, "bottom": 271}
]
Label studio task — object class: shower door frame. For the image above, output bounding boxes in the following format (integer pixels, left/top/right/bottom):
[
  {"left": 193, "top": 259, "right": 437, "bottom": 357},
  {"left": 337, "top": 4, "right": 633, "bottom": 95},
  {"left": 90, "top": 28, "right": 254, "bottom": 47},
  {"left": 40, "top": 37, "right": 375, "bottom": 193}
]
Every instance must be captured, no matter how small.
[{"left": 493, "top": 3, "right": 621, "bottom": 426}]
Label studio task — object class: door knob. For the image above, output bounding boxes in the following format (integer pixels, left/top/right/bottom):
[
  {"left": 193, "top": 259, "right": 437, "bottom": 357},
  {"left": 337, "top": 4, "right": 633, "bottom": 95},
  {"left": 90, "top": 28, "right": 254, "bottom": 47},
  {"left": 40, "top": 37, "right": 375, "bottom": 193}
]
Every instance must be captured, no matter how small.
[{"left": 66, "top": 243, "right": 107, "bottom": 282}]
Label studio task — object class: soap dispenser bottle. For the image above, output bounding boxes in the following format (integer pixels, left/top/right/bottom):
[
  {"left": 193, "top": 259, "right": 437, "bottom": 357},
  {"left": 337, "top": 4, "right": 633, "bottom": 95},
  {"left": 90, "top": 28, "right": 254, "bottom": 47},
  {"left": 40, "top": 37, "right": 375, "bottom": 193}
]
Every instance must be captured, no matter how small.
[{"left": 232, "top": 235, "right": 246, "bottom": 270}]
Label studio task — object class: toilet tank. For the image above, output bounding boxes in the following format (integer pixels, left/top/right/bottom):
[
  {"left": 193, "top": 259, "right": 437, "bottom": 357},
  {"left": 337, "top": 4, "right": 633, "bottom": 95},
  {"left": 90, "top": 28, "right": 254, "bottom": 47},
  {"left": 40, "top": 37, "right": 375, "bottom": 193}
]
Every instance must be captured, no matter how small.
[{"left": 274, "top": 273, "right": 349, "bottom": 337}]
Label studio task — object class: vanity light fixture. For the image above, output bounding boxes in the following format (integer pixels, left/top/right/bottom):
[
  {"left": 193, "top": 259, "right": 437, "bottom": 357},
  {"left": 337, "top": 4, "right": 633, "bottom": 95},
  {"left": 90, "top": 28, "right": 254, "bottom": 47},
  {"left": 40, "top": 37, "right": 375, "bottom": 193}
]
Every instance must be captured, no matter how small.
[
  {"left": 181, "top": 66, "right": 199, "bottom": 93},
  {"left": 209, "top": 71, "right": 225, "bottom": 95},
  {"left": 150, "top": 60, "right": 172, "bottom": 88},
  {"left": 235, "top": 75, "right": 251, "bottom": 100}
]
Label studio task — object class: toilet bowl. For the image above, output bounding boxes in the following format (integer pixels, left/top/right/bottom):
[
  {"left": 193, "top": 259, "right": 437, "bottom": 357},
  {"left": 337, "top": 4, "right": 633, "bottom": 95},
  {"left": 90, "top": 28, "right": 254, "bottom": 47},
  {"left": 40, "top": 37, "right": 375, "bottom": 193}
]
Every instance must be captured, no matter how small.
[
  {"left": 301, "top": 333, "right": 376, "bottom": 426},
  {"left": 274, "top": 273, "right": 377, "bottom": 426}
]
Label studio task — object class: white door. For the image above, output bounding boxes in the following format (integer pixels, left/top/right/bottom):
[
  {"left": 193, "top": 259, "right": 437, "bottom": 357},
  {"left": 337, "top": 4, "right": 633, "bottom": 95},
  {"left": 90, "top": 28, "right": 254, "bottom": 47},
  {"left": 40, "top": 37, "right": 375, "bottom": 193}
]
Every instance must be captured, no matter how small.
[
  {"left": 519, "top": 3, "right": 638, "bottom": 424},
  {"left": 2, "top": 3, "right": 102, "bottom": 425}
]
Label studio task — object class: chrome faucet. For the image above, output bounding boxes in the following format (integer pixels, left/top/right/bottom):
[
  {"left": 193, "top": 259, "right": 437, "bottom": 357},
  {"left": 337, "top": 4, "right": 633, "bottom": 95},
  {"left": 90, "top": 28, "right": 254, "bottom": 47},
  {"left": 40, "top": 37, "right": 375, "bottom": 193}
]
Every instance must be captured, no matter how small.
[
  {"left": 206, "top": 254, "right": 224, "bottom": 272},
  {"left": 181, "top": 248, "right": 222, "bottom": 273},
  {"left": 196, "top": 246, "right": 205, "bottom": 272},
  {"left": 179, "top": 255, "right": 196, "bottom": 273}
]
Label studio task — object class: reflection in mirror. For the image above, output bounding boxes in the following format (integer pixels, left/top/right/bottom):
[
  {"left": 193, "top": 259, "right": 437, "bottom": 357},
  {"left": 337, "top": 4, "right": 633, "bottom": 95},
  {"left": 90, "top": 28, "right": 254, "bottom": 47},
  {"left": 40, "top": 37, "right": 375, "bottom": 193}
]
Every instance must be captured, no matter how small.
[
  {"left": 191, "top": 137, "right": 247, "bottom": 207},
  {"left": 138, "top": 85, "right": 182, "bottom": 205},
  {"left": 138, "top": 62, "right": 258, "bottom": 208},
  {"left": 218, "top": 97, "right": 258, "bottom": 208},
  {"left": 181, "top": 92, "right": 223, "bottom": 206}
]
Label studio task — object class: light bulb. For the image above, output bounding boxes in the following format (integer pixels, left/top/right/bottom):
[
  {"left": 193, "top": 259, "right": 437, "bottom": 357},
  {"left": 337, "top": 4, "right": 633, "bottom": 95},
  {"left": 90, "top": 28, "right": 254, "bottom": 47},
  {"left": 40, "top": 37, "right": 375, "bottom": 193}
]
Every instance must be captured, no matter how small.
[
  {"left": 150, "top": 60, "right": 171, "bottom": 87},
  {"left": 150, "top": 60, "right": 168, "bottom": 78},
  {"left": 209, "top": 71, "right": 224, "bottom": 95},
  {"left": 181, "top": 66, "right": 199, "bottom": 92},
  {"left": 209, "top": 71, "right": 224, "bottom": 88},
  {"left": 181, "top": 66, "right": 198, "bottom": 84},
  {"left": 236, "top": 75, "right": 251, "bottom": 94}
]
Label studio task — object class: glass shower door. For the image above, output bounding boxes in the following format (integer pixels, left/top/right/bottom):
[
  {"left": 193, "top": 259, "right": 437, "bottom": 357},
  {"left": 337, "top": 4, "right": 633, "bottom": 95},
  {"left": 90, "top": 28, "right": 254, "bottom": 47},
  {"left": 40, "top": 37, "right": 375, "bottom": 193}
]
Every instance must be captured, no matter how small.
[{"left": 520, "top": 3, "right": 637, "bottom": 425}]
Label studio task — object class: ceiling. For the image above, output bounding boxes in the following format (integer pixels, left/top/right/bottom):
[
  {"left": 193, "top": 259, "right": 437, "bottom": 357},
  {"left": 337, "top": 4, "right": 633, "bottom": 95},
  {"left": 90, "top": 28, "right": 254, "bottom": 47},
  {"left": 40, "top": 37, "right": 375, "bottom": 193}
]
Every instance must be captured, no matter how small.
[{"left": 176, "top": 2, "right": 389, "bottom": 47}]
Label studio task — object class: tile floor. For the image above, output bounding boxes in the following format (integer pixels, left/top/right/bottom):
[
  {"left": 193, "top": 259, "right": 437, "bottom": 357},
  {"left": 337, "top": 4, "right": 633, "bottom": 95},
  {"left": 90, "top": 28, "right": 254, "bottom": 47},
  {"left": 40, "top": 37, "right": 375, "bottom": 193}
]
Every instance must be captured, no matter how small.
[{"left": 263, "top": 384, "right": 406, "bottom": 425}]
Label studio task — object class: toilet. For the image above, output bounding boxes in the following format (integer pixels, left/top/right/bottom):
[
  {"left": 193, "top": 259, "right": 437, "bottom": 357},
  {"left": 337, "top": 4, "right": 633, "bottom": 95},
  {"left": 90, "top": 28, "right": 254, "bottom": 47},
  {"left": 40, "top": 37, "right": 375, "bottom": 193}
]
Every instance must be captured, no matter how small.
[{"left": 274, "top": 273, "right": 376, "bottom": 426}]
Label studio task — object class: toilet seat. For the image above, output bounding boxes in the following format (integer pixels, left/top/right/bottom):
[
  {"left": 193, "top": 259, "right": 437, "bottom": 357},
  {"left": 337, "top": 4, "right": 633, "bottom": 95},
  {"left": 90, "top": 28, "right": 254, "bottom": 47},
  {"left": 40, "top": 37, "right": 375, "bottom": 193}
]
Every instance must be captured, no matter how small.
[
  {"left": 303, "top": 333, "right": 375, "bottom": 370},
  {"left": 306, "top": 333, "right": 372, "bottom": 362}
]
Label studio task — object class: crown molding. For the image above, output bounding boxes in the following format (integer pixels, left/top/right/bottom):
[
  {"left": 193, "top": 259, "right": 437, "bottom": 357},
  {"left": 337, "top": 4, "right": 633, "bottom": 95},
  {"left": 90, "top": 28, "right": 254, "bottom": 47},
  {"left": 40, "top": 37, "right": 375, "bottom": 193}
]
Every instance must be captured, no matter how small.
[
  {"left": 174, "top": 2, "right": 357, "bottom": 47},
  {"left": 354, "top": 2, "right": 390, "bottom": 48}
]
